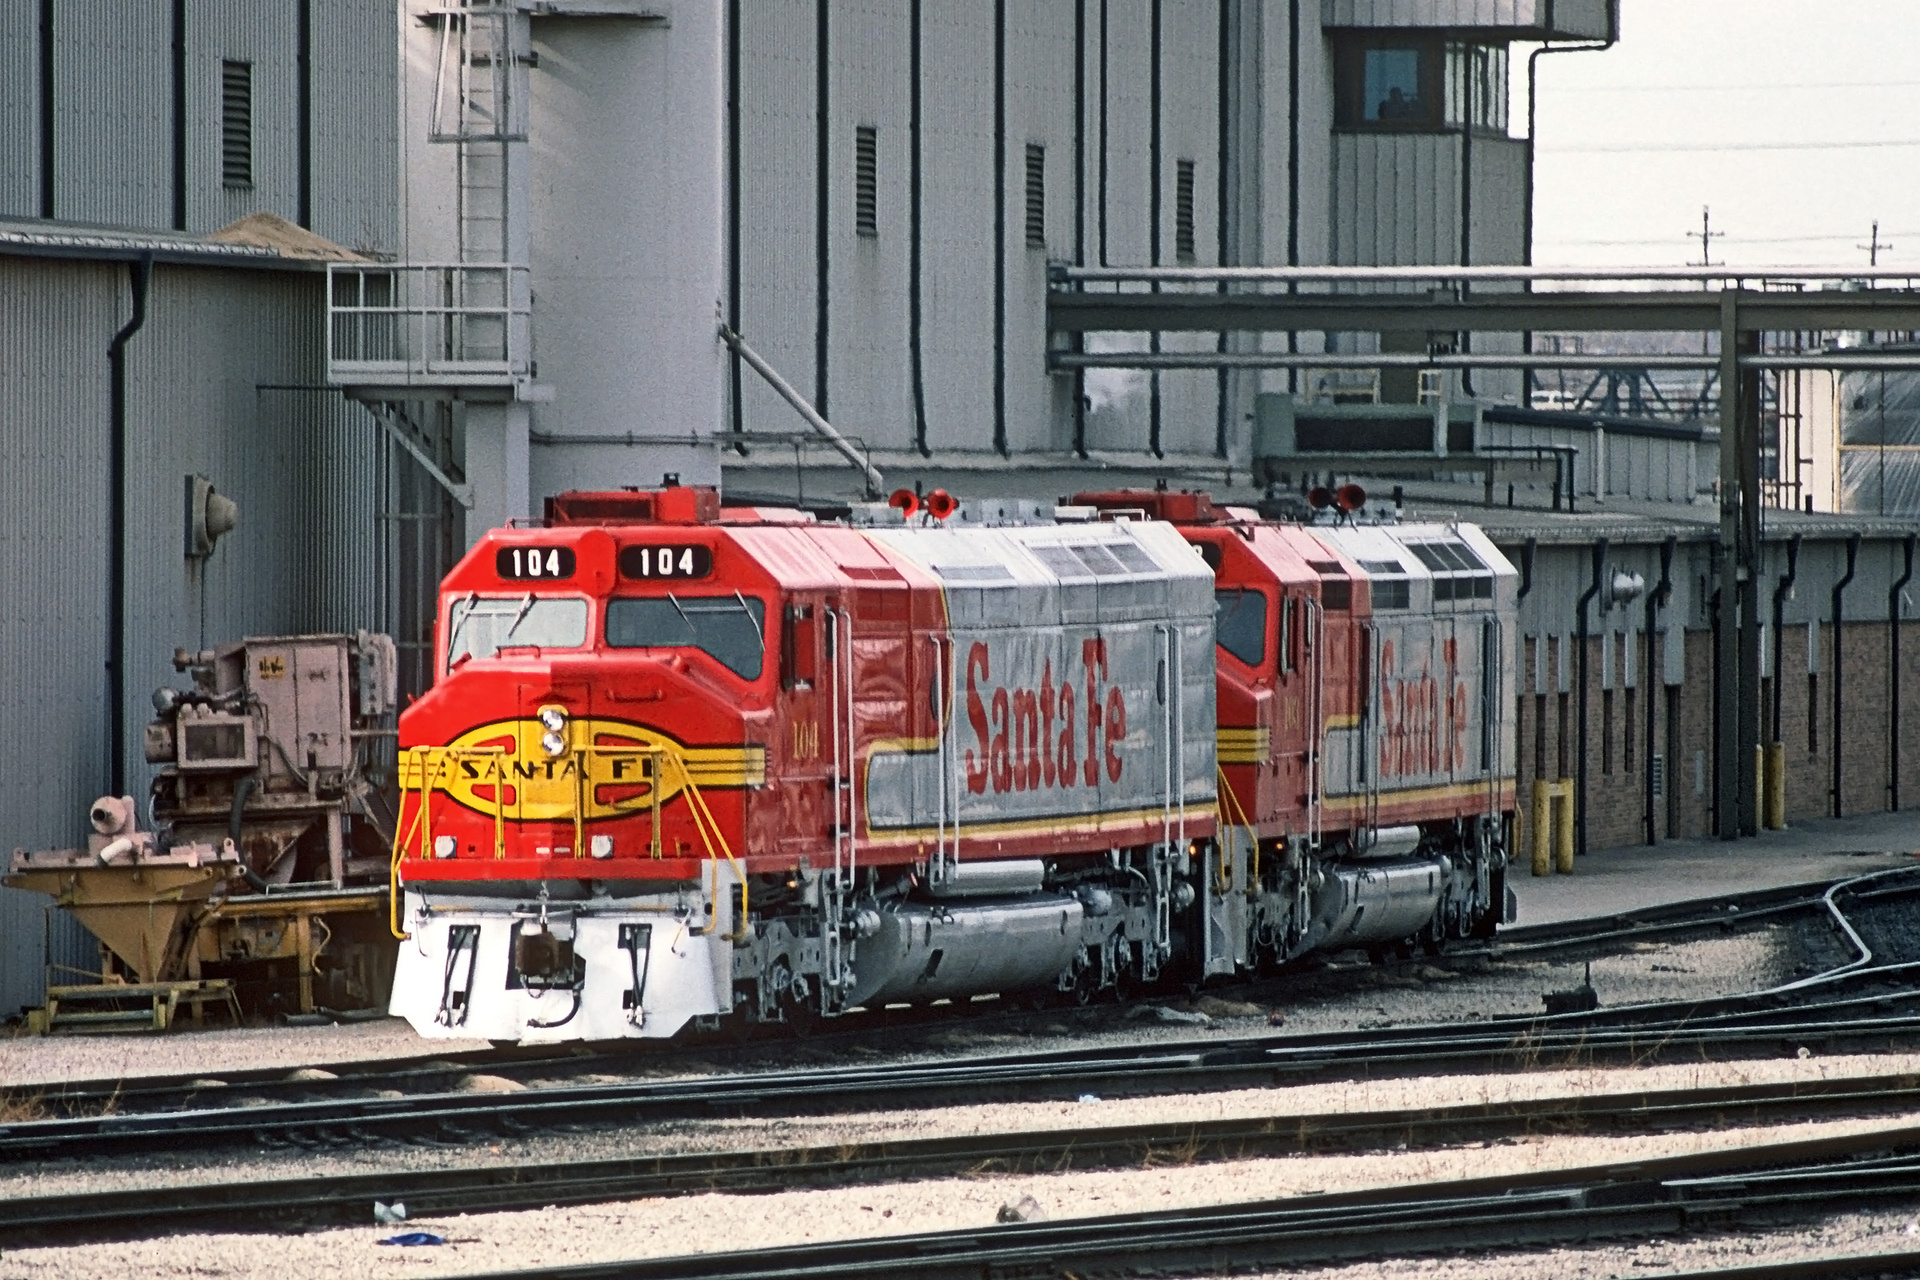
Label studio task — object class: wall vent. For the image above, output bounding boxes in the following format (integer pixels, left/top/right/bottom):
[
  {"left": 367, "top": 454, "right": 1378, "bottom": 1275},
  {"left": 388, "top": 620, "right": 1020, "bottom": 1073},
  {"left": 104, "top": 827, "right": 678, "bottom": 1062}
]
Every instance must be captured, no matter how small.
[
  {"left": 1024, "top": 144, "right": 1046, "bottom": 248},
  {"left": 854, "top": 125, "right": 878, "bottom": 238},
  {"left": 221, "top": 61, "right": 253, "bottom": 189},
  {"left": 1174, "top": 158, "right": 1196, "bottom": 261}
]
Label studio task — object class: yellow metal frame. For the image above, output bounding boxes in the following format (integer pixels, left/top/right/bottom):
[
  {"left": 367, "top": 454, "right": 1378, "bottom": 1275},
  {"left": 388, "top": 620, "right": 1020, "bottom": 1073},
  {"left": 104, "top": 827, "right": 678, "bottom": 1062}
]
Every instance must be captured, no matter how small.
[{"left": 388, "top": 737, "right": 748, "bottom": 941}]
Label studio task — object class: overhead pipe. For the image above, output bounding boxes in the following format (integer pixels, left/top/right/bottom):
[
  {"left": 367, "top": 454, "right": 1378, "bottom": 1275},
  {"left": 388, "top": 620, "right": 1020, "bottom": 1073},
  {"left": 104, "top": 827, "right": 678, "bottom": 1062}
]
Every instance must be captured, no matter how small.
[
  {"left": 1891, "top": 535, "right": 1915, "bottom": 810},
  {"left": 1574, "top": 537, "right": 1608, "bottom": 859},
  {"left": 1644, "top": 537, "right": 1675, "bottom": 845},
  {"left": 1055, "top": 263, "right": 1920, "bottom": 284},
  {"left": 1046, "top": 351, "right": 1920, "bottom": 373},
  {"left": 106, "top": 255, "right": 154, "bottom": 797},
  {"left": 718, "top": 325, "right": 883, "bottom": 497},
  {"left": 1831, "top": 533, "right": 1860, "bottom": 818}
]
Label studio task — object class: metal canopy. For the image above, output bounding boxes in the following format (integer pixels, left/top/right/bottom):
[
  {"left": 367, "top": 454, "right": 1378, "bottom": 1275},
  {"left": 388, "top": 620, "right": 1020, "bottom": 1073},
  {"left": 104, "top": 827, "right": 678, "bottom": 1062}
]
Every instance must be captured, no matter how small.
[{"left": 1046, "top": 263, "right": 1920, "bottom": 844}]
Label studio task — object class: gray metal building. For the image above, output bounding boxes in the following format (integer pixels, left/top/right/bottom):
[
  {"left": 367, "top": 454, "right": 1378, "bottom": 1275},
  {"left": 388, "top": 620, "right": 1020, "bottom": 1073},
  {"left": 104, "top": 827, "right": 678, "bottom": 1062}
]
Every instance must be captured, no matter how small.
[
  {"left": 1, "top": 0, "right": 1642, "bottom": 1015},
  {"left": 0, "top": 0, "right": 423, "bottom": 1016}
]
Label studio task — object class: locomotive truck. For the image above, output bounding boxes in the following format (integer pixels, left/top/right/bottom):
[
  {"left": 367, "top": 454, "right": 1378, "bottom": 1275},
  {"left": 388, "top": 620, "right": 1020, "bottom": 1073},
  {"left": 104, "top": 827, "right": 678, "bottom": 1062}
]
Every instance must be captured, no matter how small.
[{"left": 387, "top": 485, "right": 1517, "bottom": 1042}]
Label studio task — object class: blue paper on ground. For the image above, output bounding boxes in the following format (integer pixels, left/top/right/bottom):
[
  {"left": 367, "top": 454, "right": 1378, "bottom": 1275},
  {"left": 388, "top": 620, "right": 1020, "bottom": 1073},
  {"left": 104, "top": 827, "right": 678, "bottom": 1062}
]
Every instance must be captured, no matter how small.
[{"left": 377, "top": 1232, "right": 446, "bottom": 1247}]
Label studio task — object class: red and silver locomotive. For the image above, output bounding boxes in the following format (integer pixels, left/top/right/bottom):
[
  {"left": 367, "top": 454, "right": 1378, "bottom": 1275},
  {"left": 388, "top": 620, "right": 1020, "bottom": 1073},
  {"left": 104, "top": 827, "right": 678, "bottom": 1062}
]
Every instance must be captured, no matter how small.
[{"left": 388, "top": 485, "right": 1516, "bottom": 1042}]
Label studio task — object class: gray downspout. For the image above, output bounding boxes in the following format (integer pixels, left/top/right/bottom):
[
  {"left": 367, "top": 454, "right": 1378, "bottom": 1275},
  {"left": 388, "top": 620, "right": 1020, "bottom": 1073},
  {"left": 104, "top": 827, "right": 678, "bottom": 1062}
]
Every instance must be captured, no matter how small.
[
  {"left": 1517, "top": 537, "right": 1536, "bottom": 601},
  {"left": 1891, "top": 535, "right": 1915, "bottom": 809},
  {"left": 1770, "top": 535, "right": 1801, "bottom": 745},
  {"left": 1644, "top": 536, "right": 1674, "bottom": 845},
  {"left": 107, "top": 256, "right": 154, "bottom": 797},
  {"left": 1521, "top": 16, "right": 1615, "bottom": 403},
  {"left": 1575, "top": 537, "right": 1607, "bottom": 858},
  {"left": 1831, "top": 533, "right": 1860, "bottom": 818}
]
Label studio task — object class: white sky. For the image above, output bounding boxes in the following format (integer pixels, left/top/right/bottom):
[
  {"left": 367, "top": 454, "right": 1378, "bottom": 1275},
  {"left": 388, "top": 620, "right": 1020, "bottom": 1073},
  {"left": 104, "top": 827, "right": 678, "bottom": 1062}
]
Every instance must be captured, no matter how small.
[{"left": 1527, "top": 0, "right": 1920, "bottom": 269}]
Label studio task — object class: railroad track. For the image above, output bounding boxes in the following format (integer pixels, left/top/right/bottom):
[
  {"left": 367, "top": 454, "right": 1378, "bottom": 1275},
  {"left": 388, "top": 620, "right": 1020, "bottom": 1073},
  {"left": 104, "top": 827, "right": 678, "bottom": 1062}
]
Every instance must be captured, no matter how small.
[
  {"left": 9, "top": 990, "right": 1920, "bottom": 1161},
  {"left": 10, "top": 1066, "right": 1920, "bottom": 1249},
  {"left": 380, "top": 1124, "right": 1920, "bottom": 1280},
  {"left": 7, "top": 871, "right": 1920, "bottom": 1161},
  {"left": 12, "top": 870, "right": 1889, "bottom": 1122}
]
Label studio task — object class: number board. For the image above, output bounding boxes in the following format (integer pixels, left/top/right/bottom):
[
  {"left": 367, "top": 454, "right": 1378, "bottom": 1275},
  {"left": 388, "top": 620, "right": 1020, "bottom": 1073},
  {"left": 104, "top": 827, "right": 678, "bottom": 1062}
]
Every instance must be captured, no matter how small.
[
  {"left": 619, "top": 544, "right": 713, "bottom": 580},
  {"left": 496, "top": 546, "right": 577, "bottom": 580}
]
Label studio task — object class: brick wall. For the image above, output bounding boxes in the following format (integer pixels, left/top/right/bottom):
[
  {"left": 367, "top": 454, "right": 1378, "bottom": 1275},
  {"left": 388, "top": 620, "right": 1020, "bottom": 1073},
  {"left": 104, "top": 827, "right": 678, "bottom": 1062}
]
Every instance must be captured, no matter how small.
[{"left": 1512, "top": 620, "right": 1920, "bottom": 857}]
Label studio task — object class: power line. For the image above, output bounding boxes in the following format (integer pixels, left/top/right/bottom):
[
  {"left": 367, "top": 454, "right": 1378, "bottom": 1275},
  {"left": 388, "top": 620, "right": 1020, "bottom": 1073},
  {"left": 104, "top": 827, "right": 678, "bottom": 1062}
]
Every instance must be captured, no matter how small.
[
  {"left": 1551, "top": 138, "right": 1920, "bottom": 155},
  {"left": 1549, "top": 78, "right": 1920, "bottom": 94}
]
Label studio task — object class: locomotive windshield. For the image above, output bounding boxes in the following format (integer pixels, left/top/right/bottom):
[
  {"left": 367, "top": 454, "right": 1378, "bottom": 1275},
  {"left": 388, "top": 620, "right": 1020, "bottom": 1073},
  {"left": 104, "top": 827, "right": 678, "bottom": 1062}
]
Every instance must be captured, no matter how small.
[
  {"left": 606, "top": 594, "right": 767, "bottom": 680},
  {"left": 1214, "top": 589, "right": 1267, "bottom": 667},
  {"left": 446, "top": 594, "right": 589, "bottom": 668}
]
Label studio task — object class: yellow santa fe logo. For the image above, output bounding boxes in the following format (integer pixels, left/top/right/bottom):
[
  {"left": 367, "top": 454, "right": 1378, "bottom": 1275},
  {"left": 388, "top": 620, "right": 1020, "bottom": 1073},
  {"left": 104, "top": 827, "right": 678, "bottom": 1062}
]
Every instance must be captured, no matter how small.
[{"left": 399, "top": 718, "right": 766, "bottom": 822}]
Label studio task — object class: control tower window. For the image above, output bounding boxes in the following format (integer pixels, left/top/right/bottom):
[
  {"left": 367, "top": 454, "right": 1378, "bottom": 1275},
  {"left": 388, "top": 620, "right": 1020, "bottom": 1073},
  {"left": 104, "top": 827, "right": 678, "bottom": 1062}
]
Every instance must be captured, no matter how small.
[
  {"left": 1215, "top": 589, "right": 1268, "bottom": 668},
  {"left": 607, "top": 595, "right": 767, "bottom": 681},
  {"left": 446, "top": 595, "right": 589, "bottom": 669},
  {"left": 1334, "top": 38, "right": 1440, "bottom": 131}
]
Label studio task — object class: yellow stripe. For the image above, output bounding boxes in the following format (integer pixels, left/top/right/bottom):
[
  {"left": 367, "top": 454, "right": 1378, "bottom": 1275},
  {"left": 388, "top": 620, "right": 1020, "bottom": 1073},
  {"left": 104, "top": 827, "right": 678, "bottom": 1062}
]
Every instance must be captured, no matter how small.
[
  {"left": 865, "top": 802, "right": 1219, "bottom": 846},
  {"left": 1321, "top": 779, "right": 1516, "bottom": 812},
  {"left": 1216, "top": 726, "right": 1271, "bottom": 765},
  {"left": 1324, "top": 713, "right": 1361, "bottom": 730}
]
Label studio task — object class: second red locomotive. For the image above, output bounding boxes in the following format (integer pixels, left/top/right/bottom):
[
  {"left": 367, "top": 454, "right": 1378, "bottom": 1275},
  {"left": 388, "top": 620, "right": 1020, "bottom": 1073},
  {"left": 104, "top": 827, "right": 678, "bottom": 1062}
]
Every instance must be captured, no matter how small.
[{"left": 387, "top": 485, "right": 1515, "bottom": 1041}]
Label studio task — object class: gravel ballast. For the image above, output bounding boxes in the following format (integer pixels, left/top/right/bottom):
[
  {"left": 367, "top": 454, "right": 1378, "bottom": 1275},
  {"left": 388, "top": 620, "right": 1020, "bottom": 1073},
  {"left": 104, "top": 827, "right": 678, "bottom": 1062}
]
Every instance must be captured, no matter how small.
[
  {"left": 0, "top": 926, "right": 1794, "bottom": 1091},
  {"left": 6, "top": 1109, "right": 1920, "bottom": 1279}
]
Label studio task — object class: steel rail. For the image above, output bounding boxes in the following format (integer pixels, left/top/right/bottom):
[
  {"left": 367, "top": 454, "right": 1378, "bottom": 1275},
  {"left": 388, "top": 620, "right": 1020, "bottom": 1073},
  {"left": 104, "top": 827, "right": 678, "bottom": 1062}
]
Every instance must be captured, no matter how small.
[
  {"left": 11, "top": 999, "right": 1920, "bottom": 1163},
  {"left": 6, "top": 875, "right": 1914, "bottom": 1158},
  {"left": 14, "top": 1070, "right": 1920, "bottom": 1248},
  {"left": 19, "top": 874, "right": 1855, "bottom": 1116},
  {"left": 334, "top": 1124, "right": 1920, "bottom": 1280}
]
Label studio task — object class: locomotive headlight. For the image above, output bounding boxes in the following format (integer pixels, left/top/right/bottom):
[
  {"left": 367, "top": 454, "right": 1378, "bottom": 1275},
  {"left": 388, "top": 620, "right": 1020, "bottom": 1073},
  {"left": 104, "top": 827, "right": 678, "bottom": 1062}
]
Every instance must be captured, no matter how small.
[
  {"left": 432, "top": 835, "right": 457, "bottom": 859},
  {"left": 589, "top": 834, "right": 614, "bottom": 859},
  {"left": 537, "top": 705, "right": 569, "bottom": 734},
  {"left": 541, "top": 730, "right": 567, "bottom": 758}
]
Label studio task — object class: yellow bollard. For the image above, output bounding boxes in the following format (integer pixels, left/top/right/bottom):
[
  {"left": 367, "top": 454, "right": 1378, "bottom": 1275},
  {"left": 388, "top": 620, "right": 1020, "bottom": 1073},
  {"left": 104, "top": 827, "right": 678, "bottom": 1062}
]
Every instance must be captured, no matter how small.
[
  {"left": 1763, "top": 742, "right": 1787, "bottom": 830},
  {"left": 1531, "top": 779, "right": 1553, "bottom": 876},
  {"left": 1553, "top": 779, "right": 1575, "bottom": 874}
]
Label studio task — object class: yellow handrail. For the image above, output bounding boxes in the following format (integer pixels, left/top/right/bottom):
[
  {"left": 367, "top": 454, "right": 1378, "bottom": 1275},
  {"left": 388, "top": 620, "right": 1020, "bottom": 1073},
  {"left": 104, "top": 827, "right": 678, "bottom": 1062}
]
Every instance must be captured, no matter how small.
[{"left": 1215, "top": 763, "right": 1259, "bottom": 891}]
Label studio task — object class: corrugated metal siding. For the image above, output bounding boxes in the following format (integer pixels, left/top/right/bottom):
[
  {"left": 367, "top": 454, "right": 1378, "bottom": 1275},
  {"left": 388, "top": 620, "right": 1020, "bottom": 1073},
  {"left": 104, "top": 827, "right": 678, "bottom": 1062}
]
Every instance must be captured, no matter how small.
[
  {"left": 53, "top": 0, "right": 171, "bottom": 228},
  {"left": 822, "top": 0, "right": 910, "bottom": 457},
  {"left": 918, "top": 0, "right": 998, "bottom": 453},
  {"left": 1322, "top": 0, "right": 1609, "bottom": 36},
  {"left": 0, "top": 5, "right": 36, "bottom": 218},
  {"left": 0, "top": 256, "right": 119, "bottom": 1016},
  {"left": 1081, "top": 0, "right": 1154, "bottom": 455},
  {"left": 738, "top": 0, "right": 823, "bottom": 447},
  {"left": 1331, "top": 131, "right": 1460, "bottom": 266},
  {"left": 188, "top": 2, "right": 302, "bottom": 233},
  {"left": 1468, "top": 134, "right": 1525, "bottom": 266},
  {"left": 1150, "top": 0, "right": 1224, "bottom": 460},
  {"left": 0, "top": 257, "right": 387, "bottom": 1019},
  {"left": 1326, "top": 0, "right": 1532, "bottom": 26},
  {"left": 1002, "top": 0, "right": 1079, "bottom": 455},
  {"left": 312, "top": 0, "right": 400, "bottom": 256}
]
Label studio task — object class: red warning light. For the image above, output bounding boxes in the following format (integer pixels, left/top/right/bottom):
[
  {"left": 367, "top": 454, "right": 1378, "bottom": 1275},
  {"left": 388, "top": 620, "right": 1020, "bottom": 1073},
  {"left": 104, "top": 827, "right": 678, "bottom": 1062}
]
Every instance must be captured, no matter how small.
[
  {"left": 925, "top": 489, "right": 958, "bottom": 520},
  {"left": 1336, "top": 483, "right": 1368, "bottom": 512},
  {"left": 888, "top": 488, "right": 921, "bottom": 518},
  {"left": 1306, "top": 486, "right": 1334, "bottom": 510}
]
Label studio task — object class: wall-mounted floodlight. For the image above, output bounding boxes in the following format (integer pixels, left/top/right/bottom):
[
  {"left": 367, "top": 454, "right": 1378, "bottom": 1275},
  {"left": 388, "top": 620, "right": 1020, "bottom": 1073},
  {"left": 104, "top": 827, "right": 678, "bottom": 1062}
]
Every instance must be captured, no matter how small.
[{"left": 185, "top": 474, "right": 239, "bottom": 558}]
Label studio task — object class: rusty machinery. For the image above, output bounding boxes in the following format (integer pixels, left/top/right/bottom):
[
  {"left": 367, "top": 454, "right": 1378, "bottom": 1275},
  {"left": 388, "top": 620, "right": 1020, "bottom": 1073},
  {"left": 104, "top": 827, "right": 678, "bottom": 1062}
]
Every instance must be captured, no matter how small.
[{"left": 8, "top": 632, "right": 402, "bottom": 1028}]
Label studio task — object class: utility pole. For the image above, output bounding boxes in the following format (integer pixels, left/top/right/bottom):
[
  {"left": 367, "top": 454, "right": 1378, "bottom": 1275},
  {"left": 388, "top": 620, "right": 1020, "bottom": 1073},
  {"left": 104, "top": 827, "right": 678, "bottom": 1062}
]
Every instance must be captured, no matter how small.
[
  {"left": 1858, "top": 220, "right": 1891, "bottom": 267},
  {"left": 1694, "top": 206, "right": 1722, "bottom": 268}
]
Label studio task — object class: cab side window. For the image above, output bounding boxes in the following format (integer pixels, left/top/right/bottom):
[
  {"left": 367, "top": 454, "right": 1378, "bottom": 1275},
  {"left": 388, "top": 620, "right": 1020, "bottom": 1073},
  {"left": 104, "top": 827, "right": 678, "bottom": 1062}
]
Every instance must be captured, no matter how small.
[{"left": 782, "top": 603, "right": 817, "bottom": 689}]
